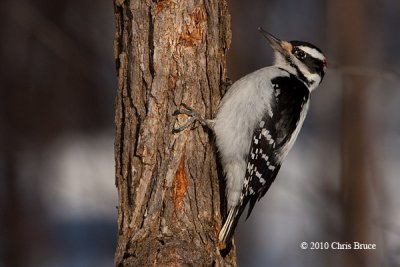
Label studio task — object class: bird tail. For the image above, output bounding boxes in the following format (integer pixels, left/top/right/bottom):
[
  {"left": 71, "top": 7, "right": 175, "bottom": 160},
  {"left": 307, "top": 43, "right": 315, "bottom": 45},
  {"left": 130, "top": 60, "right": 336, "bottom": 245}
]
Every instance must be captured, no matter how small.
[{"left": 218, "top": 206, "right": 241, "bottom": 246}]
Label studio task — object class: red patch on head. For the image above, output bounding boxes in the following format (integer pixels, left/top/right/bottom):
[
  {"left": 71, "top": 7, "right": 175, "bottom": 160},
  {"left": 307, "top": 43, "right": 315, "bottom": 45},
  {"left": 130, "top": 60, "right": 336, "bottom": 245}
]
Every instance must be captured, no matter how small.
[{"left": 323, "top": 59, "right": 328, "bottom": 70}]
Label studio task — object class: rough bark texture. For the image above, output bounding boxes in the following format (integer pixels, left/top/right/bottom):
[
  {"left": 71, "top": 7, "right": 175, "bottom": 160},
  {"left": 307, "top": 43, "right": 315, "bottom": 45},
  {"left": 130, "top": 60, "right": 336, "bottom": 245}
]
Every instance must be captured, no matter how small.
[{"left": 113, "top": 0, "right": 236, "bottom": 266}]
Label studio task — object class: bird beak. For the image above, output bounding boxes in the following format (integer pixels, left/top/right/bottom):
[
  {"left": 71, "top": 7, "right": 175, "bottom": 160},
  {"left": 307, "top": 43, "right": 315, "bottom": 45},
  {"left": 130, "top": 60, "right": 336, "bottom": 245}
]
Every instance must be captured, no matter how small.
[{"left": 258, "top": 27, "right": 292, "bottom": 56}]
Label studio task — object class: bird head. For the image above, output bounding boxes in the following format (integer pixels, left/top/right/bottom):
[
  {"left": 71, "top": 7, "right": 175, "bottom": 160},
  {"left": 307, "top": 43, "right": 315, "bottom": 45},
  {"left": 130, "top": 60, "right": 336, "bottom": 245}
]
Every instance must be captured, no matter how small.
[{"left": 258, "top": 27, "right": 327, "bottom": 91}]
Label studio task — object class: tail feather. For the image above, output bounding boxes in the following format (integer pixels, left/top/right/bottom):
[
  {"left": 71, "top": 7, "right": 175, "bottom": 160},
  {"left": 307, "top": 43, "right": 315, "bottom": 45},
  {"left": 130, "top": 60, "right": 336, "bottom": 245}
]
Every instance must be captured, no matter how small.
[
  {"left": 219, "top": 195, "right": 259, "bottom": 246},
  {"left": 245, "top": 196, "right": 258, "bottom": 219},
  {"left": 219, "top": 201, "right": 250, "bottom": 245},
  {"left": 219, "top": 207, "right": 239, "bottom": 245}
]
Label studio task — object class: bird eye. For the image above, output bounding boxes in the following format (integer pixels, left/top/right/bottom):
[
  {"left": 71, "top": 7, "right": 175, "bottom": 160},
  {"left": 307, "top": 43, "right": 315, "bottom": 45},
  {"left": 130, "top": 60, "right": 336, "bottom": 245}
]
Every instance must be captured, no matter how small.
[{"left": 295, "top": 49, "right": 306, "bottom": 59}]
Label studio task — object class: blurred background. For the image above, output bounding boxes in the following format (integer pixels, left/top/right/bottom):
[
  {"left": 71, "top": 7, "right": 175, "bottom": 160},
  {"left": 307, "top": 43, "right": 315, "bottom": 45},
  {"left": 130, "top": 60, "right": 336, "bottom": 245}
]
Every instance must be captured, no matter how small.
[{"left": 1, "top": 0, "right": 400, "bottom": 266}]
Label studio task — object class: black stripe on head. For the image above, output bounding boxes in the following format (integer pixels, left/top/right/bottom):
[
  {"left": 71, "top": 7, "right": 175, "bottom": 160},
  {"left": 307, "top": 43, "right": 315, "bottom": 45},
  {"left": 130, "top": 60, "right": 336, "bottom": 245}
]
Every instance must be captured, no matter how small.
[
  {"left": 302, "top": 56, "right": 325, "bottom": 78},
  {"left": 290, "top": 40, "right": 323, "bottom": 54},
  {"left": 290, "top": 62, "right": 312, "bottom": 86}
]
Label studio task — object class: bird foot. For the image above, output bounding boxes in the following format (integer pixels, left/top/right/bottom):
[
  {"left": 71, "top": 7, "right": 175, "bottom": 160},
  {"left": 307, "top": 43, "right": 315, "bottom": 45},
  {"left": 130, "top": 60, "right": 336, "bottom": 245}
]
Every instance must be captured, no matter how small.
[{"left": 173, "top": 103, "right": 213, "bottom": 133}]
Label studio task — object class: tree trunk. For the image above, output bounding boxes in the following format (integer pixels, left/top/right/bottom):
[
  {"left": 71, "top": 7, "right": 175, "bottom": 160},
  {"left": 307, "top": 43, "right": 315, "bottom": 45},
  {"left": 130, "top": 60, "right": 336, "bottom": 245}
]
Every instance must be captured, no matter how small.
[
  {"left": 113, "top": 0, "right": 236, "bottom": 266},
  {"left": 332, "top": 0, "right": 373, "bottom": 266}
]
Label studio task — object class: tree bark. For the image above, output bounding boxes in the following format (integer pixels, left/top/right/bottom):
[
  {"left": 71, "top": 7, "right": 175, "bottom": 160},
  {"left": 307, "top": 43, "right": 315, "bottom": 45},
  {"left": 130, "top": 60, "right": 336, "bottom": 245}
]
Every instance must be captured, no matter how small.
[{"left": 113, "top": 0, "right": 235, "bottom": 266}]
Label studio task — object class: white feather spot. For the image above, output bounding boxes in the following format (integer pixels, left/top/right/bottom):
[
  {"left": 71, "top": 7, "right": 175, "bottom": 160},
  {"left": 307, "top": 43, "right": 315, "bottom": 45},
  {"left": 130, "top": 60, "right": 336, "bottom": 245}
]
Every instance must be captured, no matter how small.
[
  {"left": 268, "top": 165, "right": 275, "bottom": 171},
  {"left": 269, "top": 139, "right": 274, "bottom": 145}
]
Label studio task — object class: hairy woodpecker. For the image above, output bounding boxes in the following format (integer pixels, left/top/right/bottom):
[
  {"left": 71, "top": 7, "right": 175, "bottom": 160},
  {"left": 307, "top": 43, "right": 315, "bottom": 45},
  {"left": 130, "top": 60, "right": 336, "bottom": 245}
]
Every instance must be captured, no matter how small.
[{"left": 173, "top": 28, "right": 327, "bottom": 246}]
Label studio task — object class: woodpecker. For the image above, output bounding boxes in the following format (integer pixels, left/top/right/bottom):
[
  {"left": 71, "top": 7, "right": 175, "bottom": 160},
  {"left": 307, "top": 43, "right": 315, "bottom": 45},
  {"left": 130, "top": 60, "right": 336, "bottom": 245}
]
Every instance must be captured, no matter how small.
[{"left": 173, "top": 28, "right": 327, "bottom": 246}]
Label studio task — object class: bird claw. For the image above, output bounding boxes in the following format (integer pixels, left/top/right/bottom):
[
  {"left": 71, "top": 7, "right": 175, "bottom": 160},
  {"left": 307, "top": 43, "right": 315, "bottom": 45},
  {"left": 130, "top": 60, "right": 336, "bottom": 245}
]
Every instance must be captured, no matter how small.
[
  {"left": 173, "top": 103, "right": 207, "bottom": 133},
  {"left": 172, "top": 117, "right": 197, "bottom": 133},
  {"left": 173, "top": 103, "right": 197, "bottom": 116}
]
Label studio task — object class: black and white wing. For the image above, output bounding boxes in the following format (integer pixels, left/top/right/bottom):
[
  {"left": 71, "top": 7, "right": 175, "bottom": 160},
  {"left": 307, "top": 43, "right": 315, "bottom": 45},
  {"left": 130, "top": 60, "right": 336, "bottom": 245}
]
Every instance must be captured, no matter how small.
[{"left": 243, "top": 74, "right": 311, "bottom": 212}]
